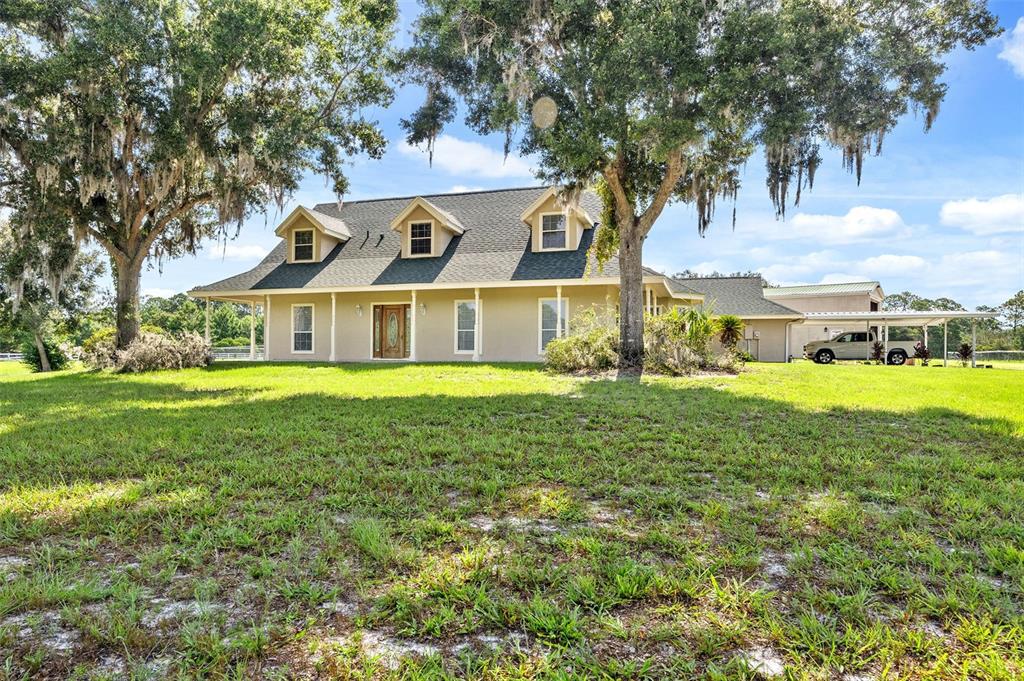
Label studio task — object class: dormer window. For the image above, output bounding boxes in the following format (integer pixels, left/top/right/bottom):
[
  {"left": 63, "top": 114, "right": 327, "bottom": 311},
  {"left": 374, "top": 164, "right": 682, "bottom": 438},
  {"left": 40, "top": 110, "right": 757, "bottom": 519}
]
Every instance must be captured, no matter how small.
[
  {"left": 293, "top": 229, "right": 314, "bottom": 261},
  {"left": 410, "top": 222, "right": 432, "bottom": 255},
  {"left": 541, "top": 214, "right": 567, "bottom": 250}
]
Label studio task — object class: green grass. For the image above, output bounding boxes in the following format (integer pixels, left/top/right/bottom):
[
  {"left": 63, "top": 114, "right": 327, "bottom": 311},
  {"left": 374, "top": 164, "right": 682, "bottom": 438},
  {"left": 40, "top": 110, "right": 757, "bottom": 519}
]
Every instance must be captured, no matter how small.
[{"left": 0, "top": 360, "right": 1021, "bottom": 679}]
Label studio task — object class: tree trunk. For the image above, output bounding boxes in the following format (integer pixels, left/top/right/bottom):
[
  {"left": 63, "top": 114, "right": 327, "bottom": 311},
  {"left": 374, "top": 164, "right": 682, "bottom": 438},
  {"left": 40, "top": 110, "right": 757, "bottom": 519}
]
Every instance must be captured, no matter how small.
[
  {"left": 32, "top": 331, "right": 52, "bottom": 372},
  {"left": 617, "top": 227, "right": 645, "bottom": 373},
  {"left": 112, "top": 253, "right": 143, "bottom": 350}
]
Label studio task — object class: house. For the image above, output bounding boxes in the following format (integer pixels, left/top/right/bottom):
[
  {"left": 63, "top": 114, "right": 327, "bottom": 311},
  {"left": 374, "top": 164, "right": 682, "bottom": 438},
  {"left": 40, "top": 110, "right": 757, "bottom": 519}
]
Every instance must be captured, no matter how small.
[
  {"left": 190, "top": 186, "right": 704, "bottom": 363},
  {"left": 763, "top": 281, "right": 885, "bottom": 353},
  {"left": 673, "top": 277, "right": 802, "bottom": 362}
]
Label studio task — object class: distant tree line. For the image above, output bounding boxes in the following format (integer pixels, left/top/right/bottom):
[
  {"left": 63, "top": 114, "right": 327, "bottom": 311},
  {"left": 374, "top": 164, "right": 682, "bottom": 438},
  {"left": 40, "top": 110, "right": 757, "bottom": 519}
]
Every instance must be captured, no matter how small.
[{"left": 883, "top": 290, "right": 1024, "bottom": 351}]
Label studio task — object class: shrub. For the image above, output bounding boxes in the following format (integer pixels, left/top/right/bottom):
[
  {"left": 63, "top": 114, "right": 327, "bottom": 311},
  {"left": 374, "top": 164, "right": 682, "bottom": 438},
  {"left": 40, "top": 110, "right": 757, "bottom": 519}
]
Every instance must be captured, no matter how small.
[
  {"left": 644, "top": 307, "right": 716, "bottom": 375},
  {"left": 20, "top": 336, "right": 69, "bottom": 372},
  {"left": 913, "top": 341, "right": 931, "bottom": 366},
  {"left": 115, "top": 331, "right": 211, "bottom": 373},
  {"left": 82, "top": 327, "right": 118, "bottom": 369},
  {"left": 213, "top": 336, "right": 250, "bottom": 348},
  {"left": 870, "top": 341, "right": 885, "bottom": 364},
  {"left": 543, "top": 306, "right": 733, "bottom": 376},
  {"left": 544, "top": 309, "right": 617, "bottom": 372},
  {"left": 955, "top": 342, "right": 973, "bottom": 367},
  {"left": 715, "top": 314, "right": 744, "bottom": 350}
]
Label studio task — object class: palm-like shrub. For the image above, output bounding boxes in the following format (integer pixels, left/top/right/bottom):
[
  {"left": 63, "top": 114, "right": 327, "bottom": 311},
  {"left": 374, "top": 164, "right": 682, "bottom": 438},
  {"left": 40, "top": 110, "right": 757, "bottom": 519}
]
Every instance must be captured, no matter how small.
[
  {"left": 870, "top": 341, "right": 885, "bottom": 364},
  {"left": 955, "top": 342, "right": 973, "bottom": 367},
  {"left": 716, "top": 314, "right": 744, "bottom": 350},
  {"left": 913, "top": 341, "right": 931, "bottom": 365},
  {"left": 20, "top": 336, "right": 69, "bottom": 372}
]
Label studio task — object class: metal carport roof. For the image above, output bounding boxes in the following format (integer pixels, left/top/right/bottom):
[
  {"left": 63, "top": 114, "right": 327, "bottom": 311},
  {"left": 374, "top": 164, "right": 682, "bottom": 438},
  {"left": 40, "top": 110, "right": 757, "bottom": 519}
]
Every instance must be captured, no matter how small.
[{"left": 795, "top": 310, "right": 1000, "bottom": 367}]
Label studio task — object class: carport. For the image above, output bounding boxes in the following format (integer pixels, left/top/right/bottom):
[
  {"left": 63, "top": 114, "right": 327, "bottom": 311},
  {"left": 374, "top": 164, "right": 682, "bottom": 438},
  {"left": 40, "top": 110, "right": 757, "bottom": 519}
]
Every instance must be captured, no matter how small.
[{"left": 796, "top": 311, "right": 1000, "bottom": 367}]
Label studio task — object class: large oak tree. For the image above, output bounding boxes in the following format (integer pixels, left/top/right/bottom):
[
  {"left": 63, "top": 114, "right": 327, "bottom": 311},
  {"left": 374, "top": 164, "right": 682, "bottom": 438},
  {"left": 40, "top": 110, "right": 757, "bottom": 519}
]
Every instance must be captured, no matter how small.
[
  {"left": 1, "top": 0, "right": 397, "bottom": 348},
  {"left": 402, "top": 0, "right": 999, "bottom": 369}
]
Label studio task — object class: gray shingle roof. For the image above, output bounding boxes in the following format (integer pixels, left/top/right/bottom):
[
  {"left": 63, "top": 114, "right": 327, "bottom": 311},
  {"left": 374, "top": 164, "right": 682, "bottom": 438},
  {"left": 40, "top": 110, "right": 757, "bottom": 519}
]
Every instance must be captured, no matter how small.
[
  {"left": 675, "top": 277, "right": 801, "bottom": 317},
  {"left": 193, "top": 187, "right": 642, "bottom": 293}
]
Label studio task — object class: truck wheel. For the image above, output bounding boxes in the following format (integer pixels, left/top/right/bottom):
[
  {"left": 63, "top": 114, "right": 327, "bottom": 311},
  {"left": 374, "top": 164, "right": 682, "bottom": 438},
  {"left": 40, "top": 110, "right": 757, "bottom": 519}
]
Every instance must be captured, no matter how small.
[
  {"left": 814, "top": 349, "right": 834, "bottom": 364},
  {"left": 888, "top": 350, "right": 907, "bottom": 366}
]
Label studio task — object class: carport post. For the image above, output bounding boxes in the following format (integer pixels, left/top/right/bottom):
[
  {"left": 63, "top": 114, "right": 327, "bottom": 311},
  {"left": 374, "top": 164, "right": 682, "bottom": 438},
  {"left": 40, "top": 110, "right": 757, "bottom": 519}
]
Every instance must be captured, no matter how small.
[
  {"left": 923, "top": 325, "right": 928, "bottom": 350},
  {"left": 943, "top": 321, "right": 948, "bottom": 367},
  {"left": 883, "top": 320, "right": 888, "bottom": 363},
  {"left": 971, "top": 319, "right": 977, "bottom": 368},
  {"left": 204, "top": 298, "right": 211, "bottom": 344}
]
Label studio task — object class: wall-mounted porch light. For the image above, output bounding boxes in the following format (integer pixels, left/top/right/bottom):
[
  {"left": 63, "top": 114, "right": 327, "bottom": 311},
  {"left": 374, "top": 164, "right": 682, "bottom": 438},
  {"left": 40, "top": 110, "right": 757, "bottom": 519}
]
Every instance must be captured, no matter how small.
[
  {"left": 355, "top": 304, "right": 363, "bottom": 317},
  {"left": 419, "top": 303, "right": 427, "bottom": 316}
]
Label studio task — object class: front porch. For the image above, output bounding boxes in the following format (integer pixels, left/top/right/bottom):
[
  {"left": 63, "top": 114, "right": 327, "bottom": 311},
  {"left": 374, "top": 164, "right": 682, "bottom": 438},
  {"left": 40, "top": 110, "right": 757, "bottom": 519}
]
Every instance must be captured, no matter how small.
[{"left": 195, "top": 280, "right": 690, "bottom": 364}]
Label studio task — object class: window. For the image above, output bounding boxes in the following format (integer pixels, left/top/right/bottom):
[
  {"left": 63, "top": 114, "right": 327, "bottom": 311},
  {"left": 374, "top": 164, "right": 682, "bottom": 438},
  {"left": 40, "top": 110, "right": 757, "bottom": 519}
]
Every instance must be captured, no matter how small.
[
  {"left": 293, "top": 229, "right": 314, "bottom": 261},
  {"left": 538, "top": 298, "right": 568, "bottom": 352},
  {"left": 541, "top": 214, "right": 567, "bottom": 249},
  {"left": 292, "top": 304, "right": 313, "bottom": 353},
  {"left": 410, "top": 222, "right": 432, "bottom": 255},
  {"left": 455, "top": 300, "right": 478, "bottom": 354}
]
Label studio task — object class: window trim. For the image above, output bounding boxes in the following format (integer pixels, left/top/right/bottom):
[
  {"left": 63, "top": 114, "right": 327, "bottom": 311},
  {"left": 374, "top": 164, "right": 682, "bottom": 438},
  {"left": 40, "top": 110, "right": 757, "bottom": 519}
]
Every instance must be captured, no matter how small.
[
  {"left": 538, "top": 212, "right": 569, "bottom": 251},
  {"left": 537, "top": 297, "right": 569, "bottom": 354},
  {"left": 407, "top": 220, "right": 434, "bottom": 258},
  {"left": 453, "top": 299, "right": 481, "bottom": 355},
  {"left": 292, "top": 228, "right": 315, "bottom": 262},
  {"left": 291, "top": 303, "right": 315, "bottom": 354}
]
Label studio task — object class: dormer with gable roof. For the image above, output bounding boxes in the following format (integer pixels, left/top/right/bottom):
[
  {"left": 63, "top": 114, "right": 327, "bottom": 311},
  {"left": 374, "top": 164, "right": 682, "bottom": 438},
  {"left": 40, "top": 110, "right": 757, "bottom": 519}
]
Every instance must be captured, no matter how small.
[
  {"left": 389, "top": 197, "right": 466, "bottom": 258},
  {"left": 275, "top": 206, "right": 351, "bottom": 264},
  {"left": 520, "top": 187, "right": 595, "bottom": 253}
]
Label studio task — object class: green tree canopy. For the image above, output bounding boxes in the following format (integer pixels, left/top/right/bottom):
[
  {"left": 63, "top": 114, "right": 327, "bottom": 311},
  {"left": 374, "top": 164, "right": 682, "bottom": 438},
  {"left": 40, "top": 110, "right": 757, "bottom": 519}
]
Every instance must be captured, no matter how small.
[
  {"left": 1, "top": 0, "right": 397, "bottom": 348},
  {"left": 0, "top": 215, "right": 105, "bottom": 371},
  {"left": 403, "top": 0, "right": 999, "bottom": 368}
]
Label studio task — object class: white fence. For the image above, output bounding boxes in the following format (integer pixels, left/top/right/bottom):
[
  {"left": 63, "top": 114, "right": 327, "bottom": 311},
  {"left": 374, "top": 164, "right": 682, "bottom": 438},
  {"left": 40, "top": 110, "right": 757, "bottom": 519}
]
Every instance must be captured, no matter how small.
[
  {"left": 0, "top": 352, "right": 24, "bottom": 361},
  {"left": 945, "top": 350, "right": 1024, "bottom": 362},
  {"left": 211, "top": 346, "right": 264, "bottom": 361}
]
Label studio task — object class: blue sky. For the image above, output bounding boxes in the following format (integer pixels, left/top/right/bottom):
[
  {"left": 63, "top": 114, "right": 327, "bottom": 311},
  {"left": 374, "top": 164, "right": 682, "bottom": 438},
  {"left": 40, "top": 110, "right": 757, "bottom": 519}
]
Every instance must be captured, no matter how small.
[{"left": 141, "top": 0, "right": 1024, "bottom": 309}]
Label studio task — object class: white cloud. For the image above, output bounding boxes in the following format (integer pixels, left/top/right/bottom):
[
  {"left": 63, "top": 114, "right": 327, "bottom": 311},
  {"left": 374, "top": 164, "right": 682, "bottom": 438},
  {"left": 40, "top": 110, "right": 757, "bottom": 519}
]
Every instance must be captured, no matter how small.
[
  {"left": 739, "top": 206, "right": 911, "bottom": 245},
  {"left": 206, "top": 243, "right": 269, "bottom": 261},
  {"left": 817, "top": 273, "right": 870, "bottom": 285},
  {"left": 397, "top": 135, "right": 535, "bottom": 179},
  {"left": 757, "top": 250, "right": 844, "bottom": 282},
  {"left": 787, "top": 206, "right": 909, "bottom": 244},
  {"left": 142, "top": 287, "right": 178, "bottom": 299},
  {"left": 856, "top": 254, "right": 927, "bottom": 276},
  {"left": 938, "top": 194, "right": 1024, "bottom": 235},
  {"left": 998, "top": 18, "right": 1024, "bottom": 78},
  {"left": 449, "top": 185, "right": 486, "bottom": 193}
]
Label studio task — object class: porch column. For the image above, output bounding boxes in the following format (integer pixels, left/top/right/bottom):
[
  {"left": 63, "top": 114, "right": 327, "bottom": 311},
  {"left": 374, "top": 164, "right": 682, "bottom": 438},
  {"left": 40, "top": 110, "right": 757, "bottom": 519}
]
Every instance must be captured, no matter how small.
[
  {"left": 410, "top": 290, "right": 417, "bottom": 361},
  {"left": 943, "top": 321, "right": 948, "bottom": 367},
  {"left": 204, "top": 298, "right": 211, "bottom": 343},
  {"left": 473, "top": 287, "right": 481, "bottom": 361},
  {"left": 329, "top": 292, "right": 337, "bottom": 362},
  {"left": 866, "top": 320, "right": 871, "bottom": 361},
  {"left": 971, "top": 319, "right": 977, "bottom": 368},
  {"left": 249, "top": 301, "right": 256, "bottom": 361},
  {"left": 556, "top": 285, "right": 564, "bottom": 338},
  {"left": 264, "top": 295, "right": 271, "bottom": 361},
  {"left": 923, "top": 325, "right": 928, "bottom": 350}
]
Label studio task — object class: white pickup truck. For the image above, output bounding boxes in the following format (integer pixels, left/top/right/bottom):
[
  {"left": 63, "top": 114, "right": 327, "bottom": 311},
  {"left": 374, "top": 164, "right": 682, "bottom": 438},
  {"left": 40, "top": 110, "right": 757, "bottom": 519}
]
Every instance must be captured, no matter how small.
[{"left": 804, "top": 331, "right": 917, "bottom": 365}]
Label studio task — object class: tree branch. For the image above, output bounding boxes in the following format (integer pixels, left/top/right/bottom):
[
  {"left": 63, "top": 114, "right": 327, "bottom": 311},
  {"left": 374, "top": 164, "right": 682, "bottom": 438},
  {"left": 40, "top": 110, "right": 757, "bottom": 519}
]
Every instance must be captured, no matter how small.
[{"left": 637, "top": 148, "right": 685, "bottom": 236}]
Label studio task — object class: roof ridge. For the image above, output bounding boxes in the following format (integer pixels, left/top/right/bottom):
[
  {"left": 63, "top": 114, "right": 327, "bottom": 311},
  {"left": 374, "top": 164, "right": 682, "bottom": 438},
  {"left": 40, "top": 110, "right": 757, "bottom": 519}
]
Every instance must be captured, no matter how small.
[
  {"left": 312, "top": 185, "right": 550, "bottom": 210},
  {"left": 770, "top": 280, "right": 879, "bottom": 288}
]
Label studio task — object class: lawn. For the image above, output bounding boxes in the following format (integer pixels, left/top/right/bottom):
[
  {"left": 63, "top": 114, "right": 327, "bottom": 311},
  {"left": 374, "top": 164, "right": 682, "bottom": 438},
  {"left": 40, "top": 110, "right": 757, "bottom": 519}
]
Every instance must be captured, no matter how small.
[{"left": 0, "top": 360, "right": 1021, "bottom": 679}]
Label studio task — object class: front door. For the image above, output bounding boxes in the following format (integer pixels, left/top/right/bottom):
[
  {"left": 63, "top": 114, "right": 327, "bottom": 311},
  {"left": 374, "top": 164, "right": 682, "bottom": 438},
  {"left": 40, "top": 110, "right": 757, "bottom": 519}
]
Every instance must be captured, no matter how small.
[{"left": 380, "top": 305, "right": 407, "bottom": 359}]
